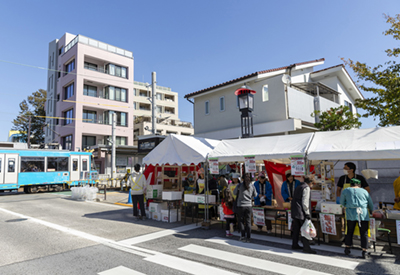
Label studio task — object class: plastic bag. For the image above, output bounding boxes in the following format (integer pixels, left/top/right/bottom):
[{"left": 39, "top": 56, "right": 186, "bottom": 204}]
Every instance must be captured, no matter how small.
[{"left": 301, "top": 219, "right": 317, "bottom": 240}]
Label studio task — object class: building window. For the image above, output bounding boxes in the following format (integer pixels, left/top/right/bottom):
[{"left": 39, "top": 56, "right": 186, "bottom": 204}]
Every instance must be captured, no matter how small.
[
  {"left": 156, "top": 106, "right": 162, "bottom": 114},
  {"left": 84, "top": 84, "right": 97, "bottom": 97},
  {"left": 104, "top": 111, "right": 127, "bottom": 127},
  {"left": 104, "top": 86, "right": 127, "bottom": 102},
  {"left": 58, "top": 72, "right": 61, "bottom": 79},
  {"left": 104, "top": 136, "right": 127, "bottom": 146},
  {"left": 344, "top": 100, "right": 353, "bottom": 113},
  {"left": 220, "top": 96, "right": 225, "bottom": 111},
  {"left": 65, "top": 59, "right": 75, "bottom": 75},
  {"left": 205, "top": 101, "right": 209, "bottom": 115},
  {"left": 262, "top": 85, "right": 269, "bottom": 102},
  {"left": 47, "top": 157, "right": 68, "bottom": 172},
  {"left": 106, "top": 63, "right": 127, "bottom": 78},
  {"left": 83, "top": 110, "right": 97, "bottom": 123},
  {"left": 59, "top": 47, "right": 64, "bottom": 55},
  {"left": 64, "top": 83, "right": 74, "bottom": 99},
  {"left": 57, "top": 94, "right": 60, "bottom": 102},
  {"left": 84, "top": 62, "right": 98, "bottom": 71},
  {"left": 20, "top": 157, "right": 44, "bottom": 172},
  {"left": 63, "top": 109, "right": 73, "bottom": 125},
  {"left": 63, "top": 135, "right": 73, "bottom": 150},
  {"left": 156, "top": 93, "right": 162, "bottom": 100},
  {"left": 82, "top": 135, "right": 96, "bottom": 149}
]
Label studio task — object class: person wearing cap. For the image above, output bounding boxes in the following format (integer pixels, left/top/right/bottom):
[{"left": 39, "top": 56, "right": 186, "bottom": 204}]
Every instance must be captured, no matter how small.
[
  {"left": 254, "top": 171, "right": 273, "bottom": 233},
  {"left": 228, "top": 173, "right": 240, "bottom": 201},
  {"left": 340, "top": 178, "right": 374, "bottom": 259},
  {"left": 129, "top": 163, "right": 147, "bottom": 220},
  {"left": 281, "top": 172, "right": 301, "bottom": 202}
]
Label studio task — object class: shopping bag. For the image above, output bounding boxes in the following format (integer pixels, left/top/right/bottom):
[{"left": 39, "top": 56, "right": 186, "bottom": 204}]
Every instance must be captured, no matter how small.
[
  {"left": 219, "top": 206, "right": 225, "bottom": 221},
  {"left": 301, "top": 219, "right": 317, "bottom": 240}
]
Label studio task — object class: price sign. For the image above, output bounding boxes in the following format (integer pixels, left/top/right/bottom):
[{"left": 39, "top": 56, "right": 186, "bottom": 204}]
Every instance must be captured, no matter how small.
[
  {"left": 290, "top": 155, "right": 305, "bottom": 176},
  {"left": 209, "top": 158, "right": 219, "bottom": 174},
  {"left": 244, "top": 155, "right": 256, "bottom": 173}
]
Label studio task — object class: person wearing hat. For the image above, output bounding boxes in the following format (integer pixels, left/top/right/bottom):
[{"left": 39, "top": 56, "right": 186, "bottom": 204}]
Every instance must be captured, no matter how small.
[
  {"left": 129, "top": 163, "right": 147, "bottom": 220},
  {"left": 281, "top": 172, "right": 301, "bottom": 202},
  {"left": 254, "top": 171, "right": 273, "bottom": 233},
  {"left": 228, "top": 173, "right": 240, "bottom": 201},
  {"left": 340, "top": 178, "right": 374, "bottom": 259}
]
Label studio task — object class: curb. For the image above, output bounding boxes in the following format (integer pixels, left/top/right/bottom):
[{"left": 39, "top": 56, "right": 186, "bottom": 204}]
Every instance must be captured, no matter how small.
[{"left": 115, "top": 202, "right": 133, "bottom": 207}]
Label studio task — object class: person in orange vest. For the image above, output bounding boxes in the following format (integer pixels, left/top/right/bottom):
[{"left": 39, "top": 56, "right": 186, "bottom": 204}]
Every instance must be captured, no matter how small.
[{"left": 129, "top": 164, "right": 147, "bottom": 220}]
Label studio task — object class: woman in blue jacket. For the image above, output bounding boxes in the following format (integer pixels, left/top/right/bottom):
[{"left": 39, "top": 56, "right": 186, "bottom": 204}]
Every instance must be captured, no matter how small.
[
  {"left": 281, "top": 172, "right": 301, "bottom": 202},
  {"left": 254, "top": 171, "right": 273, "bottom": 233}
]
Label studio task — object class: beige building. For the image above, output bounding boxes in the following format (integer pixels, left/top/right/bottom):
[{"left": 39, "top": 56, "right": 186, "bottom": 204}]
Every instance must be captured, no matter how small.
[{"left": 133, "top": 81, "right": 193, "bottom": 146}]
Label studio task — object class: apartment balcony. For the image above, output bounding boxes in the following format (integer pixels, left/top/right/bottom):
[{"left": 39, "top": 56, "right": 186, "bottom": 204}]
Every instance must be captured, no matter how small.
[{"left": 288, "top": 84, "right": 340, "bottom": 124}]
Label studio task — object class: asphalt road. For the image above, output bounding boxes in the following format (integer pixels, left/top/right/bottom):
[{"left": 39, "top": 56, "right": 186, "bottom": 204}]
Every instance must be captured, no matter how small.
[{"left": 0, "top": 192, "right": 398, "bottom": 275}]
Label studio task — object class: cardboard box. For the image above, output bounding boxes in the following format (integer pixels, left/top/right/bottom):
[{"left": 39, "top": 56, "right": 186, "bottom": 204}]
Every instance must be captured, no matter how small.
[
  {"left": 184, "top": 194, "right": 196, "bottom": 202},
  {"left": 195, "top": 195, "right": 216, "bottom": 204},
  {"left": 161, "top": 209, "right": 181, "bottom": 223},
  {"left": 149, "top": 202, "right": 168, "bottom": 213},
  {"left": 146, "top": 185, "right": 163, "bottom": 199},
  {"left": 321, "top": 202, "right": 343, "bottom": 214},
  {"left": 162, "top": 191, "right": 182, "bottom": 200},
  {"left": 152, "top": 211, "right": 161, "bottom": 221}
]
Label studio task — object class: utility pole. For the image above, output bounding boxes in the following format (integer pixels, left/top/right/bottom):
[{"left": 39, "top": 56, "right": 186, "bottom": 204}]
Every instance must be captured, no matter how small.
[
  {"left": 151, "top": 72, "right": 157, "bottom": 134},
  {"left": 111, "top": 112, "right": 116, "bottom": 187},
  {"left": 27, "top": 116, "right": 32, "bottom": 149}
]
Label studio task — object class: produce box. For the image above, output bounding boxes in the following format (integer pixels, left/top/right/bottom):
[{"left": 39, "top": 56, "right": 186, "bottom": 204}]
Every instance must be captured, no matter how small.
[
  {"left": 149, "top": 202, "right": 168, "bottom": 213},
  {"left": 195, "top": 195, "right": 216, "bottom": 204},
  {"left": 161, "top": 209, "right": 181, "bottom": 223},
  {"left": 184, "top": 194, "right": 196, "bottom": 202},
  {"left": 162, "top": 191, "right": 182, "bottom": 200},
  {"left": 146, "top": 185, "right": 163, "bottom": 199},
  {"left": 321, "top": 202, "right": 343, "bottom": 214},
  {"left": 151, "top": 211, "right": 161, "bottom": 221}
]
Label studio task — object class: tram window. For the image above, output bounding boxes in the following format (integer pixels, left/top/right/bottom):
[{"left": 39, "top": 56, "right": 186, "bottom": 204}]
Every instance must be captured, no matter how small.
[
  {"left": 82, "top": 159, "right": 88, "bottom": 171},
  {"left": 73, "top": 159, "right": 78, "bottom": 171},
  {"left": 8, "top": 159, "right": 15, "bottom": 173},
  {"left": 47, "top": 157, "right": 68, "bottom": 172},
  {"left": 20, "top": 157, "right": 44, "bottom": 172}
]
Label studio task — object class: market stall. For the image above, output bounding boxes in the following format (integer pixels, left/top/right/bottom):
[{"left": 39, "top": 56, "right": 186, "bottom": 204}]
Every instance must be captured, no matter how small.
[
  {"left": 142, "top": 134, "right": 221, "bottom": 223},
  {"left": 307, "top": 126, "right": 400, "bottom": 247}
]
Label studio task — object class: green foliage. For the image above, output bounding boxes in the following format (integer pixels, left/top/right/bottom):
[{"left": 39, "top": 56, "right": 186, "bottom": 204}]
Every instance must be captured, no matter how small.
[
  {"left": 311, "top": 105, "right": 361, "bottom": 131},
  {"left": 342, "top": 14, "right": 400, "bottom": 127},
  {"left": 12, "top": 89, "right": 47, "bottom": 144}
]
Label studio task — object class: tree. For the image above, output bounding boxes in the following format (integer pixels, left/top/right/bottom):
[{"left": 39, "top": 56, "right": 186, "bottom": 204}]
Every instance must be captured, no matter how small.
[
  {"left": 311, "top": 105, "right": 361, "bottom": 131},
  {"left": 12, "top": 89, "right": 47, "bottom": 145},
  {"left": 342, "top": 14, "right": 400, "bottom": 126}
]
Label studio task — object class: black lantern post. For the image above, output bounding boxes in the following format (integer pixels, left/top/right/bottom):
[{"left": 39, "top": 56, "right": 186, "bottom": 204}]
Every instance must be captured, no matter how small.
[{"left": 235, "top": 84, "right": 256, "bottom": 138}]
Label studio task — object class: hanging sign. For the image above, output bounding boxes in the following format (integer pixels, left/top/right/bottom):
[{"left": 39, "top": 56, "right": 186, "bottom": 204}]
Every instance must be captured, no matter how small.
[
  {"left": 244, "top": 155, "right": 256, "bottom": 173},
  {"left": 290, "top": 155, "right": 306, "bottom": 176},
  {"left": 397, "top": 220, "right": 400, "bottom": 245},
  {"left": 209, "top": 158, "right": 219, "bottom": 174},
  {"left": 252, "top": 207, "right": 265, "bottom": 226},
  {"left": 288, "top": 210, "right": 292, "bottom": 230},
  {"left": 319, "top": 213, "right": 337, "bottom": 235}
]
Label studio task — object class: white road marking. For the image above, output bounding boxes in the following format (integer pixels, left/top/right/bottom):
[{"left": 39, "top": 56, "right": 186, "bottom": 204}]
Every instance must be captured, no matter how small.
[
  {"left": 118, "top": 223, "right": 200, "bottom": 245},
  {"left": 206, "top": 237, "right": 358, "bottom": 270},
  {"left": 145, "top": 253, "right": 239, "bottom": 275},
  {"left": 232, "top": 231, "right": 346, "bottom": 254},
  {"left": 98, "top": 266, "right": 146, "bottom": 275},
  {"left": 179, "top": 244, "right": 332, "bottom": 275}
]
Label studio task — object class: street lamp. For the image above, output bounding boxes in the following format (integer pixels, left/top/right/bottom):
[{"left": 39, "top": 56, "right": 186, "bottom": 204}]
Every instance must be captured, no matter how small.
[{"left": 235, "top": 83, "right": 256, "bottom": 138}]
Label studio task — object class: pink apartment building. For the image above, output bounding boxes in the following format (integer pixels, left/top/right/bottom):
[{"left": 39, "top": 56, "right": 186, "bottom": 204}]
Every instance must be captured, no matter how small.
[{"left": 45, "top": 33, "right": 134, "bottom": 152}]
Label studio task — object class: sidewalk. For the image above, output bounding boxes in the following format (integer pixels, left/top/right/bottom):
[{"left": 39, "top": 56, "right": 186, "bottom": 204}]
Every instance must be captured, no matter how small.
[{"left": 97, "top": 190, "right": 132, "bottom": 207}]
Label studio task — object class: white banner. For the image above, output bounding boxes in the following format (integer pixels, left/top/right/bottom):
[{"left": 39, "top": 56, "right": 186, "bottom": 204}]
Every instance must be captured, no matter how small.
[
  {"left": 252, "top": 208, "right": 265, "bottom": 226},
  {"left": 319, "top": 213, "right": 337, "bottom": 235},
  {"left": 209, "top": 159, "right": 219, "bottom": 174},
  {"left": 245, "top": 156, "right": 256, "bottom": 173}
]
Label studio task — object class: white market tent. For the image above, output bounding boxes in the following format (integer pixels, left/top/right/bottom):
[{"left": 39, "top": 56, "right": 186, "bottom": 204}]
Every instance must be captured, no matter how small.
[
  {"left": 307, "top": 126, "right": 400, "bottom": 161},
  {"left": 208, "top": 132, "right": 314, "bottom": 163},
  {"left": 142, "top": 134, "right": 221, "bottom": 165}
]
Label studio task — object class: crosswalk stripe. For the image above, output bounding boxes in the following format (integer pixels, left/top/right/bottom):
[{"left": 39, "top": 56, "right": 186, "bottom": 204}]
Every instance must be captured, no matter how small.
[
  {"left": 98, "top": 266, "right": 146, "bottom": 275},
  {"left": 232, "top": 232, "right": 346, "bottom": 254},
  {"left": 179, "top": 244, "right": 332, "bottom": 275},
  {"left": 145, "top": 253, "right": 239, "bottom": 275},
  {"left": 206, "top": 237, "right": 358, "bottom": 270},
  {"left": 119, "top": 224, "right": 200, "bottom": 245}
]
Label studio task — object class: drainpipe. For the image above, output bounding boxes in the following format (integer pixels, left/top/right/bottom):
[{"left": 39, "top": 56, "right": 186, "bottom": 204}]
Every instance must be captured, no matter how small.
[
  {"left": 284, "top": 64, "right": 296, "bottom": 120},
  {"left": 186, "top": 97, "right": 195, "bottom": 131}
]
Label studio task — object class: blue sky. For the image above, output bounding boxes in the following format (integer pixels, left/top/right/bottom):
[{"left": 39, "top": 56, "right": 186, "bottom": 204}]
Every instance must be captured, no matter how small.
[{"left": 0, "top": 0, "right": 399, "bottom": 141}]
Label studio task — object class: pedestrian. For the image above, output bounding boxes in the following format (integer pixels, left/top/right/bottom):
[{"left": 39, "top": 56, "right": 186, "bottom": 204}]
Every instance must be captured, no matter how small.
[
  {"left": 234, "top": 174, "right": 257, "bottom": 243},
  {"left": 291, "top": 176, "right": 317, "bottom": 254},
  {"left": 222, "top": 188, "right": 235, "bottom": 237},
  {"left": 281, "top": 172, "right": 301, "bottom": 202},
  {"left": 394, "top": 171, "right": 400, "bottom": 210},
  {"left": 254, "top": 171, "right": 273, "bottom": 233},
  {"left": 340, "top": 178, "right": 374, "bottom": 259},
  {"left": 129, "top": 163, "right": 147, "bottom": 220},
  {"left": 337, "top": 162, "right": 370, "bottom": 199}
]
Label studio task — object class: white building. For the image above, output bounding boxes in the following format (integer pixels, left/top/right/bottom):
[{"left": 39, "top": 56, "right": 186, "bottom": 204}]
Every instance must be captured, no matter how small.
[{"left": 184, "top": 58, "right": 363, "bottom": 139}]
